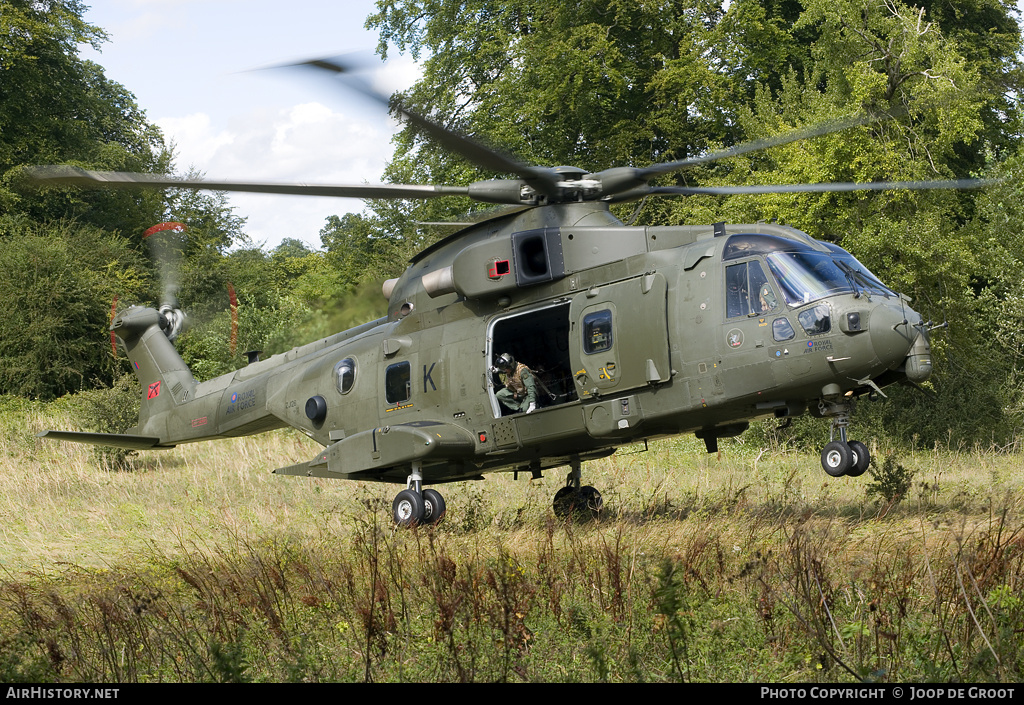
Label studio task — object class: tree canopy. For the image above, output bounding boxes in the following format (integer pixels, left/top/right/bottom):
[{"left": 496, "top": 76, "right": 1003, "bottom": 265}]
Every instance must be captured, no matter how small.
[
  {"left": 0, "top": 1, "right": 314, "bottom": 398},
  {"left": 0, "top": 0, "right": 168, "bottom": 233}
]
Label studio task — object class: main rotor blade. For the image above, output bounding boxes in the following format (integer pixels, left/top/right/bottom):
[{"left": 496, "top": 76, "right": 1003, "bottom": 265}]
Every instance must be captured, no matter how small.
[
  {"left": 593, "top": 114, "right": 879, "bottom": 198},
  {"left": 608, "top": 177, "right": 1001, "bottom": 201},
  {"left": 25, "top": 166, "right": 470, "bottom": 200},
  {"left": 642, "top": 115, "right": 876, "bottom": 178},
  {"left": 276, "top": 55, "right": 562, "bottom": 196}
]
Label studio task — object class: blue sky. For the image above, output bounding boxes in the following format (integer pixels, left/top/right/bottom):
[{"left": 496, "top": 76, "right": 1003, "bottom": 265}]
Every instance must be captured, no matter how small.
[{"left": 80, "top": 0, "right": 419, "bottom": 251}]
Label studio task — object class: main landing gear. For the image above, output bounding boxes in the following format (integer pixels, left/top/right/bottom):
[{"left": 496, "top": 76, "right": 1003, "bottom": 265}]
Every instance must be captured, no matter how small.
[
  {"left": 552, "top": 457, "right": 603, "bottom": 520},
  {"left": 818, "top": 398, "right": 870, "bottom": 478},
  {"left": 391, "top": 462, "right": 447, "bottom": 527}
]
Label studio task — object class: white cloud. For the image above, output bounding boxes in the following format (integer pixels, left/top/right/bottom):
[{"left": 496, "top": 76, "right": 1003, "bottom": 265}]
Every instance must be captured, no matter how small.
[
  {"left": 157, "top": 113, "right": 236, "bottom": 171},
  {"left": 154, "top": 100, "right": 401, "bottom": 249},
  {"left": 80, "top": 0, "right": 423, "bottom": 250}
]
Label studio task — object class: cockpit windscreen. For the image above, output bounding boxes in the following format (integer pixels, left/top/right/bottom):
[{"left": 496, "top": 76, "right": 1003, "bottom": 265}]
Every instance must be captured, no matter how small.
[{"left": 766, "top": 249, "right": 895, "bottom": 306}]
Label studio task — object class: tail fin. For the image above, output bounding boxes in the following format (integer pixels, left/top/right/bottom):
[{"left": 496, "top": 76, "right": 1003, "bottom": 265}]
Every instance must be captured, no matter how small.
[{"left": 112, "top": 307, "right": 196, "bottom": 439}]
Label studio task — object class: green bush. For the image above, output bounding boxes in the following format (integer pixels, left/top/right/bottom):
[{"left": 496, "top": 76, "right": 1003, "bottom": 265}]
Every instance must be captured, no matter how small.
[
  {"left": 865, "top": 453, "right": 916, "bottom": 506},
  {"left": 67, "top": 374, "right": 141, "bottom": 470}
]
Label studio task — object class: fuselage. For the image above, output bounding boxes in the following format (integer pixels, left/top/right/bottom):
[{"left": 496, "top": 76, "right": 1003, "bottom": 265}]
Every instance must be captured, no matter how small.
[{"left": 121, "top": 202, "right": 929, "bottom": 485}]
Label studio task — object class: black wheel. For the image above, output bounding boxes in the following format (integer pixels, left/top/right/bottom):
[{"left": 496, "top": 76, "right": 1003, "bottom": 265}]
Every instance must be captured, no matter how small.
[
  {"left": 577, "top": 485, "right": 604, "bottom": 519},
  {"left": 421, "top": 488, "right": 447, "bottom": 525},
  {"left": 553, "top": 485, "right": 603, "bottom": 520},
  {"left": 821, "top": 441, "right": 852, "bottom": 477},
  {"left": 553, "top": 485, "right": 575, "bottom": 518},
  {"left": 573, "top": 483, "right": 602, "bottom": 518},
  {"left": 847, "top": 440, "right": 870, "bottom": 477},
  {"left": 392, "top": 489, "right": 425, "bottom": 527}
]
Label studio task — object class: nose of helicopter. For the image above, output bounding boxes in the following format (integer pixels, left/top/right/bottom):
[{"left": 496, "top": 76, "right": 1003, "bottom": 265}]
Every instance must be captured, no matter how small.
[{"left": 867, "top": 302, "right": 931, "bottom": 383}]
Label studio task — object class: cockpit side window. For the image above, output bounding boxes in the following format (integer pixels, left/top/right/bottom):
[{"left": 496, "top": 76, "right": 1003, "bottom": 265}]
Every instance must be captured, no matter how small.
[
  {"left": 726, "top": 260, "right": 779, "bottom": 318},
  {"left": 725, "top": 263, "right": 750, "bottom": 318},
  {"left": 773, "top": 317, "right": 796, "bottom": 341},
  {"left": 748, "top": 260, "right": 777, "bottom": 313},
  {"left": 798, "top": 303, "right": 832, "bottom": 336}
]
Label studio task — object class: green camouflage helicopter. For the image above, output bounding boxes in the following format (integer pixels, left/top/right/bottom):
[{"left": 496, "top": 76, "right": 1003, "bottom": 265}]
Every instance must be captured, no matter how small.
[{"left": 30, "top": 57, "right": 990, "bottom": 526}]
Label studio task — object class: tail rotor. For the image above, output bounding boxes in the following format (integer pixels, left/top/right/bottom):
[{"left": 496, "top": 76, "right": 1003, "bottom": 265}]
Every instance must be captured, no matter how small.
[
  {"left": 143, "top": 222, "right": 189, "bottom": 342},
  {"left": 108, "top": 222, "right": 241, "bottom": 360}
]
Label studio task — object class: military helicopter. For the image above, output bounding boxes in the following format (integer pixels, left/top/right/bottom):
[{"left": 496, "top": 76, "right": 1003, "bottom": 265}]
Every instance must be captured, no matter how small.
[{"left": 30, "top": 57, "right": 991, "bottom": 526}]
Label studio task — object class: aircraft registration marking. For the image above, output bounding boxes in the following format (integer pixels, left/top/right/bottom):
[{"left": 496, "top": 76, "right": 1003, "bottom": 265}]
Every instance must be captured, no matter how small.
[{"left": 423, "top": 362, "right": 437, "bottom": 392}]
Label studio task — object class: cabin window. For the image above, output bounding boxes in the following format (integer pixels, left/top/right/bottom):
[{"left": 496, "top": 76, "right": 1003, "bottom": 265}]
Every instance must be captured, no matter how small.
[
  {"left": 385, "top": 361, "right": 411, "bottom": 404},
  {"left": 334, "top": 357, "right": 356, "bottom": 395},
  {"left": 583, "top": 309, "right": 613, "bottom": 354}
]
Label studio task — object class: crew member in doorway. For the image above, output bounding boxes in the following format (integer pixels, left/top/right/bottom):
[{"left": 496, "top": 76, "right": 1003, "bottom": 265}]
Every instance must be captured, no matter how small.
[{"left": 492, "top": 353, "right": 538, "bottom": 414}]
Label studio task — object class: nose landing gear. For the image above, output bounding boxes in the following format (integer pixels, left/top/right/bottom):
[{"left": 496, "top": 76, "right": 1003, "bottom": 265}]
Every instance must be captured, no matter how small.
[{"left": 819, "top": 399, "right": 870, "bottom": 478}]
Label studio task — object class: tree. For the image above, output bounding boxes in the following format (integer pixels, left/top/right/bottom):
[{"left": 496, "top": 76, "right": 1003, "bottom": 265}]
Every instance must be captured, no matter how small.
[
  {"left": 0, "top": 2, "right": 269, "bottom": 394},
  {"left": 162, "top": 171, "right": 247, "bottom": 255},
  {"left": 694, "top": 0, "right": 1021, "bottom": 444},
  {"left": 0, "top": 216, "right": 147, "bottom": 399},
  {"left": 319, "top": 212, "right": 406, "bottom": 284},
  {"left": 0, "top": 0, "right": 168, "bottom": 235}
]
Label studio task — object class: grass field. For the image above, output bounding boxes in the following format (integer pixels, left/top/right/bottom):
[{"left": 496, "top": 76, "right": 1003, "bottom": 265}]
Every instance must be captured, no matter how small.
[{"left": 1, "top": 398, "right": 1022, "bottom": 682}]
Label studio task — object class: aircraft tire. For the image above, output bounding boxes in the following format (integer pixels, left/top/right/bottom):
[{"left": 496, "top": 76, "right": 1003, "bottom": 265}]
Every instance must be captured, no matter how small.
[
  {"left": 553, "top": 485, "right": 603, "bottom": 520},
  {"left": 552, "top": 486, "right": 575, "bottom": 519},
  {"left": 578, "top": 485, "right": 604, "bottom": 516},
  {"left": 846, "top": 441, "right": 870, "bottom": 477},
  {"left": 393, "top": 489, "right": 425, "bottom": 527},
  {"left": 821, "top": 441, "right": 852, "bottom": 477},
  {"left": 421, "top": 488, "right": 447, "bottom": 525}
]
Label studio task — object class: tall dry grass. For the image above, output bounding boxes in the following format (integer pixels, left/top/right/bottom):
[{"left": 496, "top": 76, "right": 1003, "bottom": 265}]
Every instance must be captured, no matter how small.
[{"left": 1, "top": 399, "right": 1022, "bottom": 682}]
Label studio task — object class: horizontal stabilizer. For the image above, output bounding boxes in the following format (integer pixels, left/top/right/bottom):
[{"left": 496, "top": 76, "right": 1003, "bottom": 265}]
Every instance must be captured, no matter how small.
[{"left": 37, "top": 430, "right": 172, "bottom": 450}]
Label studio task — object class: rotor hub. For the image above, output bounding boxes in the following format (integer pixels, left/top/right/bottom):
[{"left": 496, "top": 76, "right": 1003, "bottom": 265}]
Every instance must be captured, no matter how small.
[{"left": 158, "top": 304, "right": 187, "bottom": 342}]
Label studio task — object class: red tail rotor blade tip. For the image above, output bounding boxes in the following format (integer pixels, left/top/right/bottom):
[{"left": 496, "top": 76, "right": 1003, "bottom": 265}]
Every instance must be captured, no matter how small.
[{"left": 144, "top": 222, "right": 188, "bottom": 237}]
